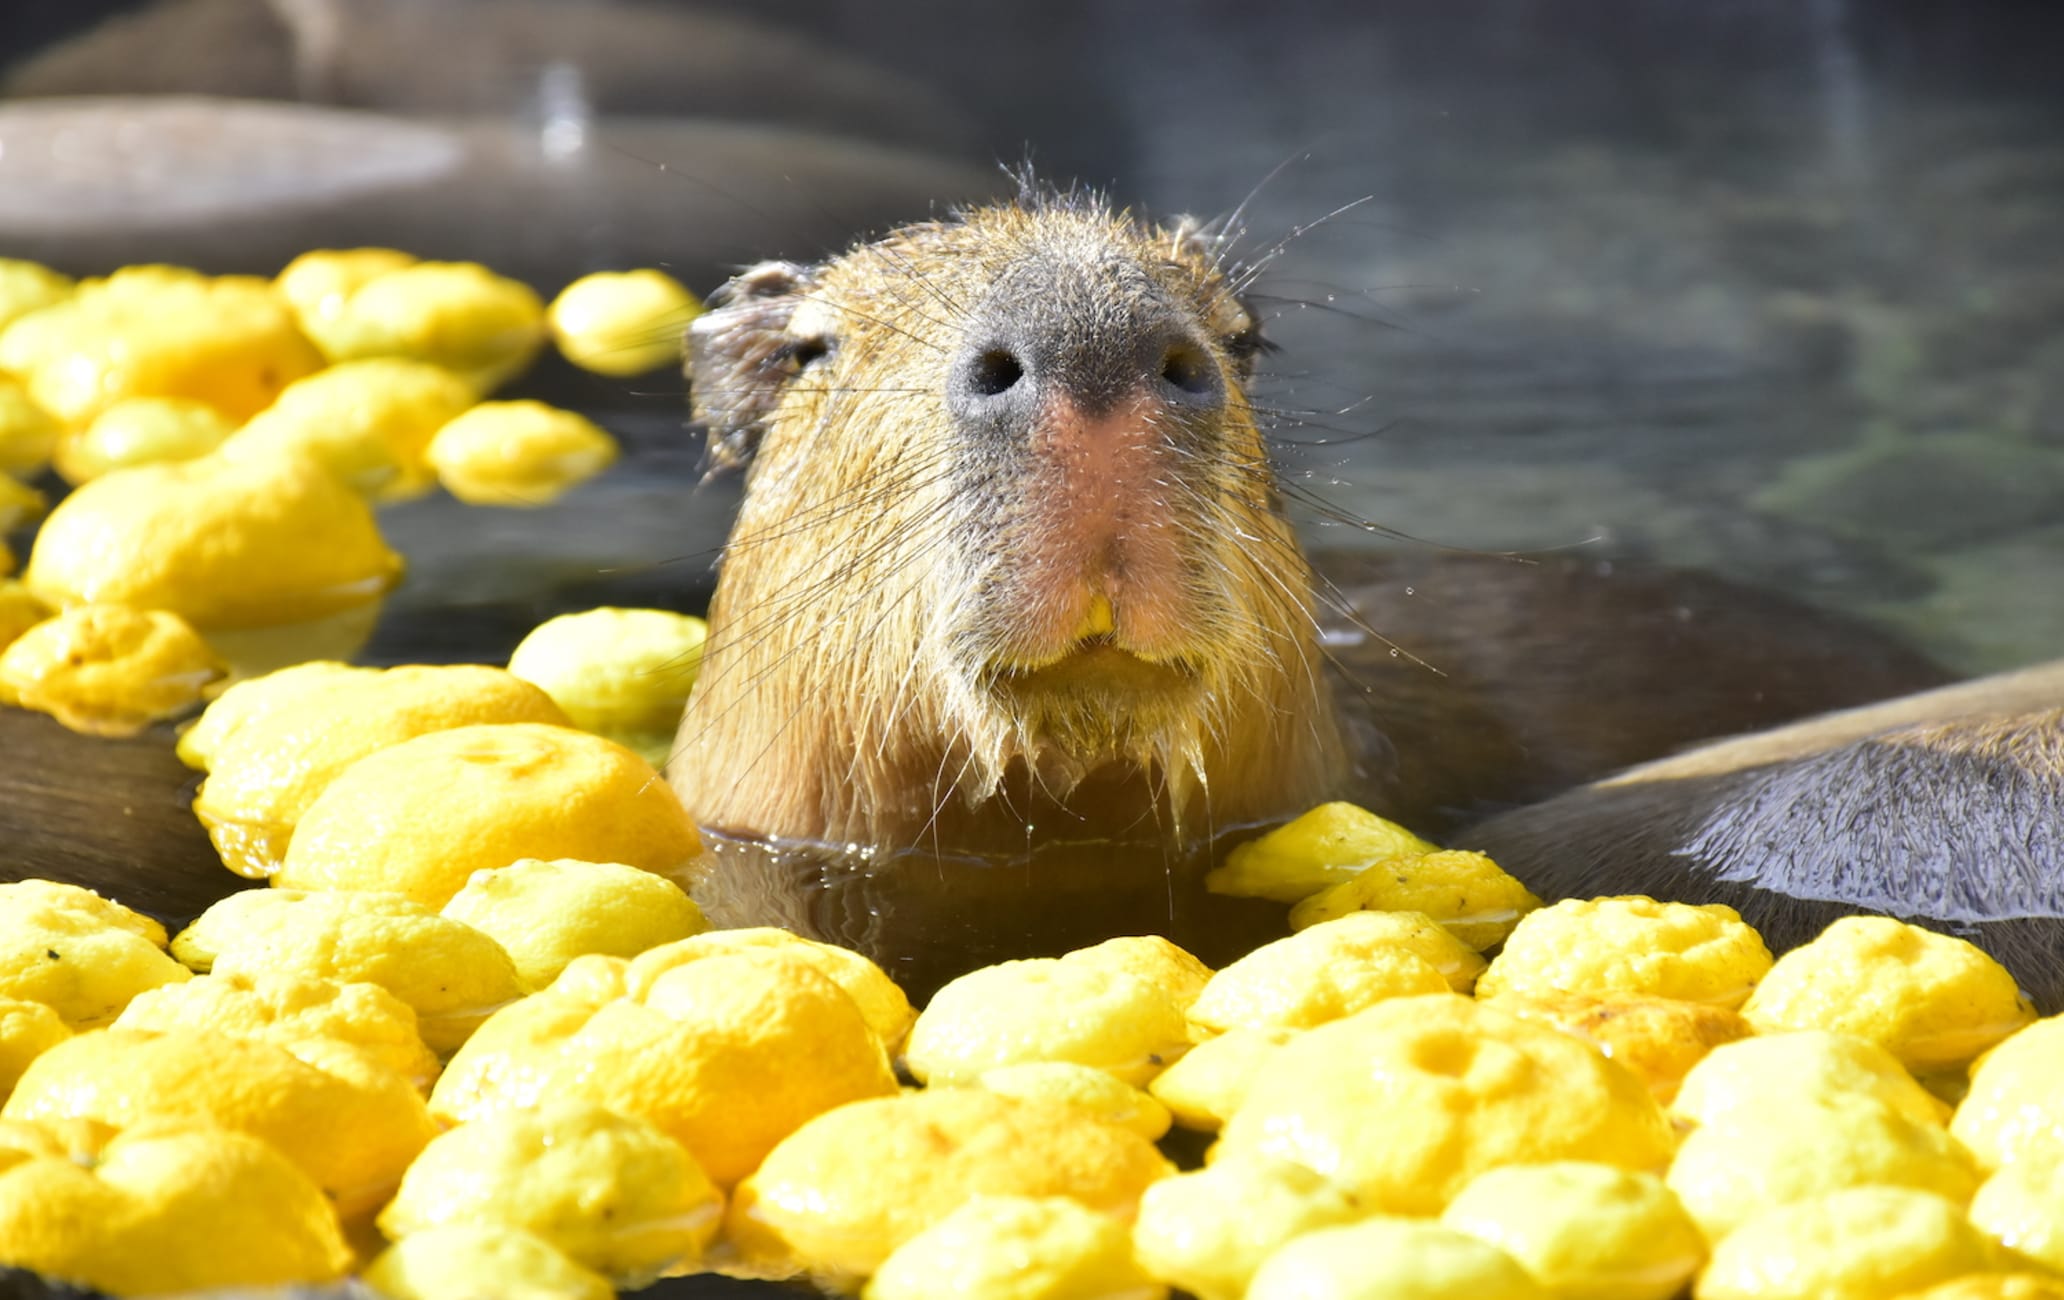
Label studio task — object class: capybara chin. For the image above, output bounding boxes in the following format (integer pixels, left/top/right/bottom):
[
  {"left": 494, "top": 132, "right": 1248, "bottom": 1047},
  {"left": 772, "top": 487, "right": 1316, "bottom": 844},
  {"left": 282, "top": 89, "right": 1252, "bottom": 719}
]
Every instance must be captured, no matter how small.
[{"left": 669, "top": 197, "right": 1343, "bottom": 853}]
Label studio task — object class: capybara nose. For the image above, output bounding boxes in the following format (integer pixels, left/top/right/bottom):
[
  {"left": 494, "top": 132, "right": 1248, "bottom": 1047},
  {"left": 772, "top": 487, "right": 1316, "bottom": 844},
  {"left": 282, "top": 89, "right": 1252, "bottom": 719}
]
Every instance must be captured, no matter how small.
[{"left": 948, "top": 313, "right": 1226, "bottom": 436}]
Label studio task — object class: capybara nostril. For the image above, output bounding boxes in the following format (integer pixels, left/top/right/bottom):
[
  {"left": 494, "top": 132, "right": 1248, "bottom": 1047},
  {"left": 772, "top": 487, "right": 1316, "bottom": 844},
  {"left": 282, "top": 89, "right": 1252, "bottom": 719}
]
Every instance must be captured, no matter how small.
[
  {"left": 1156, "top": 338, "right": 1222, "bottom": 406},
  {"left": 966, "top": 346, "right": 1024, "bottom": 398}
]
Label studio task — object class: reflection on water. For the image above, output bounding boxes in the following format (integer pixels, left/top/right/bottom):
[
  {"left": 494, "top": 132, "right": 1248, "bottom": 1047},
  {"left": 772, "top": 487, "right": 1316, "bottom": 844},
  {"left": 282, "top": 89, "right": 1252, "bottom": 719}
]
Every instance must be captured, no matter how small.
[{"left": 686, "top": 829, "right": 1289, "bottom": 1002}]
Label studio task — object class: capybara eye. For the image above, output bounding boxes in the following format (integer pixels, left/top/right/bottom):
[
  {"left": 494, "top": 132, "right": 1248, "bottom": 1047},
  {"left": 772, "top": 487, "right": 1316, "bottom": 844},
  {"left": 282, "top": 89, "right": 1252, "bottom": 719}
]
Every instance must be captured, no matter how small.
[
  {"left": 774, "top": 337, "right": 831, "bottom": 374},
  {"left": 968, "top": 347, "right": 1024, "bottom": 397}
]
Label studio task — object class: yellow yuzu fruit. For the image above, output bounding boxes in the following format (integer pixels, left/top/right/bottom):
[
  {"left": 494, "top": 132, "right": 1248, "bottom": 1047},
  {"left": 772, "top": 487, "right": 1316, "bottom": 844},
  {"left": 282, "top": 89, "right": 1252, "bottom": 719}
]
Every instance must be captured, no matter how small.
[
  {"left": 1216, "top": 994, "right": 1674, "bottom": 1214},
  {"left": 0, "top": 880, "right": 189, "bottom": 1028},
  {"left": 173, "top": 888, "right": 527, "bottom": 1053},
  {"left": 363, "top": 1224, "right": 615, "bottom": 1300},
  {"left": 221, "top": 356, "right": 476, "bottom": 499},
  {"left": 1694, "top": 1187, "right": 1997, "bottom": 1300},
  {"left": 426, "top": 399, "right": 620, "bottom": 506},
  {"left": 1477, "top": 896, "right": 1773, "bottom": 1008},
  {"left": 728, "top": 1088, "right": 1173, "bottom": 1281},
  {"left": 191, "top": 662, "right": 565, "bottom": 875},
  {"left": 379, "top": 1098, "right": 724, "bottom": 1282},
  {"left": 24, "top": 452, "right": 402, "bottom": 630},
  {"left": 1131, "top": 1154, "right": 1364, "bottom": 1300},
  {"left": 0, "top": 1124, "right": 352, "bottom": 1295},
  {"left": 548, "top": 268, "right": 702, "bottom": 376},
  {"left": 1146, "top": 1025, "right": 1300, "bottom": 1132},
  {"left": 1205, "top": 801, "right": 1440, "bottom": 904},
  {"left": 865, "top": 1195, "right": 1165, "bottom": 1300},
  {"left": 53, "top": 395, "right": 235, "bottom": 483},
  {"left": 1246, "top": 1217, "right": 1547, "bottom": 1300},
  {"left": 2, "top": 1027, "right": 436, "bottom": 1218},
  {"left": 1443, "top": 1162, "right": 1704, "bottom": 1300},
  {"left": 113, "top": 967, "right": 438, "bottom": 1093},
  {"left": 904, "top": 956, "right": 1191, "bottom": 1088},
  {"left": 433, "top": 949, "right": 896, "bottom": 1186},
  {"left": 0, "top": 604, "right": 224, "bottom": 736},
  {"left": 1187, "top": 914, "right": 1455, "bottom": 1033},
  {"left": 441, "top": 856, "right": 708, "bottom": 990},
  {"left": 275, "top": 721, "right": 702, "bottom": 906},
  {"left": 1288, "top": 849, "right": 1542, "bottom": 950}
]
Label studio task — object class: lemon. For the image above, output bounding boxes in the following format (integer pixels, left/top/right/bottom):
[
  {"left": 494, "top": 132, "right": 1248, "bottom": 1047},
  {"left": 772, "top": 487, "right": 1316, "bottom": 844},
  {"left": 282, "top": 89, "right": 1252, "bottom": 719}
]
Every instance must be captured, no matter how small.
[
  {"left": 1288, "top": 849, "right": 1542, "bottom": 950},
  {"left": 1675, "top": 1029, "right": 1951, "bottom": 1131},
  {"left": 53, "top": 396, "right": 236, "bottom": 483},
  {"left": 0, "top": 258, "right": 72, "bottom": 333},
  {"left": 276, "top": 722, "right": 703, "bottom": 907},
  {"left": 1146, "top": 1025, "right": 1299, "bottom": 1132},
  {"left": 0, "top": 1124, "right": 352, "bottom": 1295},
  {"left": 1477, "top": 896, "right": 1773, "bottom": 1008},
  {"left": 24, "top": 452, "right": 402, "bottom": 630},
  {"left": 379, "top": 1098, "right": 724, "bottom": 1282},
  {"left": 426, "top": 399, "right": 621, "bottom": 506},
  {"left": 441, "top": 857, "right": 708, "bottom": 989},
  {"left": 1246, "top": 1217, "right": 1547, "bottom": 1300},
  {"left": 1205, "top": 801, "right": 1440, "bottom": 903},
  {"left": 865, "top": 1194, "right": 1165, "bottom": 1300},
  {"left": 1443, "top": 1162, "right": 1704, "bottom": 1300},
  {"left": 1666, "top": 1098, "right": 1978, "bottom": 1240},
  {"left": 1187, "top": 913, "right": 1456, "bottom": 1034},
  {"left": 1695, "top": 1187, "right": 1996, "bottom": 1300},
  {"left": 297, "top": 259, "right": 545, "bottom": 389},
  {"left": 0, "top": 270, "right": 321, "bottom": 425},
  {"left": 273, "top": 247, "right": 418, "bottom": 335},
  {"left": 1482, "top": 992, "right": 1752, "bottom": 1104},
  {"left": 3, "top": 1027, "right": 437, "bottom": 1218},
  {"left": 1954, "top": 1017, "right": 2064, "bottom": 1172},
  {"left": 1059, "top": 936, "right": 1216, "bottom": 1014},
  {"left": 0, "top": 998, "right": 70, "bottom": 1094},
  {"left": 221, "top": 357, "right": 477, "bottom": 499},
  {"left": 0, "top": 604, "right": 225, "bottom": 736},
  {"left": 173, "top": 888, "right": 527, "bottom": 1053},
  {"left": 364, "top": 1223, "right": 616, "bottom": 1300},
  {"left": 1971, "top": 1158, "right": 2064, "bottom": 1273},
  {"left": 0, "top": 880, "right": 190, "bottom": 1028},
  {"left": 975, "top": 1061, "right": 1173, "bottom": 1141},
  {"left": 1216, "top": 994, "right": 1674, "bottom": 1214},
  {"left": 904, "top": 957, "right": 1191, "bottom": 1088},
  {"left": 433, "top": 949, "right": 896, "bottom": 1186},
  {"left": 113, "top": 968, "right": 439, "bottom": 1093},
  {"left": 191, "top": 663, "right": 566, "bottom": 875},
  {"left": 1131, "top": 1154, "right": 1363, "bottom": 1300},
  {"left": 728, "top": 1088, "right": 1173, "bottom": 1282},
  {"left": 0, "top": 374, "right": 60, "bottom": 478},
  {"left": 173, "top": 659, "right": 374, "bottom": 770},
  {"left": 1742, "top": 916, "right": 2035, "bottom": 1071},
  {"left": 625, "top": 927, "right": 914, "bottom": 1051},
  {"left": 548, "top": 268, "right": 702, "bottom": 376},
  {"left": 508, "top": 605, "right": 709, "bottom": 756}
]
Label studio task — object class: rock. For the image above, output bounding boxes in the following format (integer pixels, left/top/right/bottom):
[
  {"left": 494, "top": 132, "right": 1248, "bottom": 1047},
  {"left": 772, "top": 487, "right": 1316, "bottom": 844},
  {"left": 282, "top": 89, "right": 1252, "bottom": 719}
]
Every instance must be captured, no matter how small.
[
  {"left": 4, "top": 0, "right": 976, "bottom": 156},
  {"left": 0, "top": 97, "right": 1003, "bottom": 290}
]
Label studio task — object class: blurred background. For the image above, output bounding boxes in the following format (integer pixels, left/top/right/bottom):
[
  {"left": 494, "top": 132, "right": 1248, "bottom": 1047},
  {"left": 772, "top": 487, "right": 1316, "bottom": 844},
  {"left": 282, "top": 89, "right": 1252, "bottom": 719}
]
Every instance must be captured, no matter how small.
[{"left": 3, "top": 0, "right": 2061, "bottom": 676}]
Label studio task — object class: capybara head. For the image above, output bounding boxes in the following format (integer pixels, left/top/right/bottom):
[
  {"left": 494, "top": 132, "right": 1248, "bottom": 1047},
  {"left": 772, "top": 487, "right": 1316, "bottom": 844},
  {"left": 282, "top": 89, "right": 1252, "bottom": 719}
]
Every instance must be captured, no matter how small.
[{"left": 670, "top": 188, "right": 1345, "bottom": 851}]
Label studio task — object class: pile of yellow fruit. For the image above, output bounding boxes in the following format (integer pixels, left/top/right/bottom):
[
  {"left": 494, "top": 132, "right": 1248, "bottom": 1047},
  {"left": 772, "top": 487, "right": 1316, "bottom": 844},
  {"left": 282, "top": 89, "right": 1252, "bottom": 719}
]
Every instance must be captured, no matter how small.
[
  {"left": 4, "top": 249, "right": 2063, "bottom": 1300},
  {"left": 5, "top": 774, "right": 2064, "bottom": 1297},
  {"left": 0, "top": 251, "right": 700, "bottom": 731}
]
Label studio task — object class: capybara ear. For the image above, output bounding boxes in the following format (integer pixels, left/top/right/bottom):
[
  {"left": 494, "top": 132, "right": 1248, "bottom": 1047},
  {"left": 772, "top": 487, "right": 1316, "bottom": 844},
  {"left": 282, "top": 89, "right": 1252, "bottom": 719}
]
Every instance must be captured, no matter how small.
[
  {"left": 687, "top": 259, "right": 820, "bottom": 474},
  {"left": 1163, "top": 213, "right": 1226, "bottom": 266}
]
